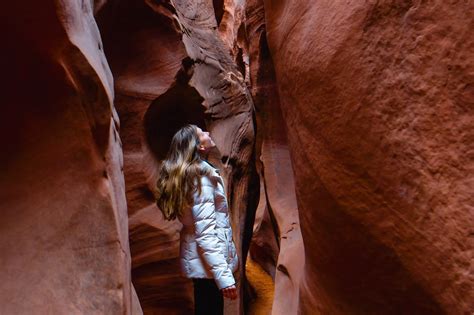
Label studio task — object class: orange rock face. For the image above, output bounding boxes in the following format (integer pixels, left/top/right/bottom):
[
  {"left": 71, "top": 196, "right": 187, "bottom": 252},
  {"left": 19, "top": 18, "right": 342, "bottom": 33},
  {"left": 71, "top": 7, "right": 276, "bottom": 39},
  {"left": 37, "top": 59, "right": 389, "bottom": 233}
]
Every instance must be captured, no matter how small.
[
  {"left": 0, "top": 1, "right": 139, "bottom": 313},
  {"left": 98, "top": 1, "right": 194, "bottom": 313},
  {"left": 4, "top": 1, "right": 472, "bottom": 314},
  {"left": 264, "top": 1, "right": 474, "bottom": 314},
  {"left": 99, "top": 0, "right": 258, "bottom": 313}
]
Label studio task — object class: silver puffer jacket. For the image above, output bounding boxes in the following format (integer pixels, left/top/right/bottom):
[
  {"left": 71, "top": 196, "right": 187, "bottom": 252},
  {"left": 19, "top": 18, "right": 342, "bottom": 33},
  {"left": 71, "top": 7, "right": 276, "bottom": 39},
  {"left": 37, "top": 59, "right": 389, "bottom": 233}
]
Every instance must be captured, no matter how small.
[{"left": 179, "top": 160, "right": 238, "bottom": 290}]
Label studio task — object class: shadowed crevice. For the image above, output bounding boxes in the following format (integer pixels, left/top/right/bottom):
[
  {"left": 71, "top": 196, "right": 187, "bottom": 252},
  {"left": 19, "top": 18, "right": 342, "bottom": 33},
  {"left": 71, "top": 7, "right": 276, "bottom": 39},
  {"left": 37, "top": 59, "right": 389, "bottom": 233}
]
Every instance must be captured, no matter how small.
[
  {"left": 144, "top": 60, "right": 206, "bottom": 160},
  {"left": 213, "top": 0, "right": 224, "bottom": 26}
]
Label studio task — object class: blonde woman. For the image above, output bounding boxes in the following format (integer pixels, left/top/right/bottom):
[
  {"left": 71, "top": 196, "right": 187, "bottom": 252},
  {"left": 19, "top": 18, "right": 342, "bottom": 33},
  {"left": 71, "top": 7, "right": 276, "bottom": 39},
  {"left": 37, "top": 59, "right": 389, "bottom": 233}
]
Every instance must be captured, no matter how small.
[{"left": 155, "top": 124, "right": 238, "bottom": 315}]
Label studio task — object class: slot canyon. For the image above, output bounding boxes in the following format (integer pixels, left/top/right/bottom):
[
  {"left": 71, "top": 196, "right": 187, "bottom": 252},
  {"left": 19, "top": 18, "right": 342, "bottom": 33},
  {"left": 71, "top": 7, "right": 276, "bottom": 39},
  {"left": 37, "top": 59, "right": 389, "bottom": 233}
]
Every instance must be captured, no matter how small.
[{"left": 1, "top": 0, "right": 472, "bottom": 314}]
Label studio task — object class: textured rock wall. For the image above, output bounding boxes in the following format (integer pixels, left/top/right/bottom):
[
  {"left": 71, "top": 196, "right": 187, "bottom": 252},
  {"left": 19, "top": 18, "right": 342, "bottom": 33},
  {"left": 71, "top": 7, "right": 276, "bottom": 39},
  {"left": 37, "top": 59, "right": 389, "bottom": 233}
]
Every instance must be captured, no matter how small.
[
  {"left": 0, "top": 1, "right": 140, "bottom": 313},
  {"left": 164, "top": 0, "right": 260, "bottom": 310},
  {"left": 245, "top": 0, "right": 304, "bottom": 314},
  {"left": 99, "top": 0, "right": 258, "bottom": 313},
  {"left": 171, "top": 1, "right": 260, "bottom": 311},
  {"left": 97, "top": 1, "right": 194, "bottom": 313},
  {"left": 4, "top": 1, "right": 468, "bottom": 314},
  {"left": 264, "top": 1, "right": 474, "bottom": 314},
  {"left": 169, "top": 0, "right": 259, "bottom": 266}
]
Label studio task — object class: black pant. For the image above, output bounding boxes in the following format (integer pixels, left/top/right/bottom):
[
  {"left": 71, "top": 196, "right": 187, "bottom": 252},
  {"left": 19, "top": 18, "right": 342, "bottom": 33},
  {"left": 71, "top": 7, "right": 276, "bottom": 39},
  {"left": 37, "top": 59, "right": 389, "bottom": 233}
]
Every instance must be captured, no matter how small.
[{"left": 192, "top": 278, "right": 223, "bottom": 315}]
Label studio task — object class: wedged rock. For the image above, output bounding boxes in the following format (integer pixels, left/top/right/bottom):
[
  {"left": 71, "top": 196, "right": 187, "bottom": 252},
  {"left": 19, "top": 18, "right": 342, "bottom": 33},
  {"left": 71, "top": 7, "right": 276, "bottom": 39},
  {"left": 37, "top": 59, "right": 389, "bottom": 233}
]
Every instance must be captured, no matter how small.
[
  {"left": 0, "top": 0, "right": 138, "bottom": 313},
  {"left": 218, "top": 0, "right": 246, "bottom": 56},
  {"left": 264, "top": 1, "right": 474, "bottom": 314}
]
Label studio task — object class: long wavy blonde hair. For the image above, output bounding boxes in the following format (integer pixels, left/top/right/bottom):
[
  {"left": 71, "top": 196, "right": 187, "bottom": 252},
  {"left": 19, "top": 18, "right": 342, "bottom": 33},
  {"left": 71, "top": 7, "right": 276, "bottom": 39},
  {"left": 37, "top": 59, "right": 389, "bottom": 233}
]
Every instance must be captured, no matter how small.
[{"left": 155, "top": 124, "right": 212, "bottom": 220}]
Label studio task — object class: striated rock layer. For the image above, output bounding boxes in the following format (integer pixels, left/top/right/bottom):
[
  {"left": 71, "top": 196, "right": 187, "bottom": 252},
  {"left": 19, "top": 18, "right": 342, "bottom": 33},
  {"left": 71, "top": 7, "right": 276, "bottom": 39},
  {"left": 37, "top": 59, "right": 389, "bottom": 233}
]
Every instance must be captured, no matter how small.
[
  {"left": 99, "top": 0, "right": 258, "bottom": 313},
  {"left": 264, "top": 1, "right": 474, "bottom": 314},
  {"left": 0, "top": 1, "right": 140, "bottom": 314},
  {"left": 167, "top": 1, "right": 260, "bottom": 313},
  {"left": 98, "top": 1, "right": 194, "bottom": 313}
]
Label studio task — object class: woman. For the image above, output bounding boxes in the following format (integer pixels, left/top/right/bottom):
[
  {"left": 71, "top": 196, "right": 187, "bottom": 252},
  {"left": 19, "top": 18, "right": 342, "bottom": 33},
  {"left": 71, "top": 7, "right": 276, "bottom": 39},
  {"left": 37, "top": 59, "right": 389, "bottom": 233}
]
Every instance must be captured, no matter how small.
[{"left": 155, "top": 124, "right": 238, "bottom": 315}]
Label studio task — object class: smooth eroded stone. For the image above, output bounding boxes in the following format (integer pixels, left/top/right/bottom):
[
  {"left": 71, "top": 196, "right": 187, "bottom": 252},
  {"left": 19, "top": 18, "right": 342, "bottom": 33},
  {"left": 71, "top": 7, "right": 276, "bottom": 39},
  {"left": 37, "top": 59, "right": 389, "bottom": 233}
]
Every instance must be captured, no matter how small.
[
  {"left": 0, "top": 0, "right": 138, "bottom": 313},
  {"left": 264, "top": 1, "right": 474, "bottom": 314}
]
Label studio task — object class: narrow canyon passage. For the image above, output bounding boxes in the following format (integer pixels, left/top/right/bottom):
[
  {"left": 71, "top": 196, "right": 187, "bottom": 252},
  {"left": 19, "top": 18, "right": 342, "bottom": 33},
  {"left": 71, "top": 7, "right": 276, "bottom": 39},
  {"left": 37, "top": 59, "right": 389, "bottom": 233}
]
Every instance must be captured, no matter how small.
[
  {"left": 1, "top": 1, "right": 473, "bottom": 314},
  {"left": 246, "top": 257, "right": 275, "bottom": 314},
  {"left": 97, "top": 0, "right": 262, "bottom": 313}
]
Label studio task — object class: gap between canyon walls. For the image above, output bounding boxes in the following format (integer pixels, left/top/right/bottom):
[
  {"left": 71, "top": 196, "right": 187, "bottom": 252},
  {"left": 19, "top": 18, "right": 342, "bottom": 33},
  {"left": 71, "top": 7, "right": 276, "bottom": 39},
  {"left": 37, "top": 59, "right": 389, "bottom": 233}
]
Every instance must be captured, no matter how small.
[
  {"left": 245, "top": 0, "right": 304, "bottom": 314},
  {"left": 163, "top": 1, "right": 261, "bottom": 312},
  {"left": 97, "top": 0, "right": 259, "bottom": 313}
]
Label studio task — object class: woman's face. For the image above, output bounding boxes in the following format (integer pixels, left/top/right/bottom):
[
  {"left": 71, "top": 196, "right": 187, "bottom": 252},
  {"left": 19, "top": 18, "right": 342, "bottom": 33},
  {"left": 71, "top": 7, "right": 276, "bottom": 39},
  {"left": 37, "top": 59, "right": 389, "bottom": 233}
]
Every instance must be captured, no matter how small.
[{"left": 196, "top": 127, "right": 216, "bottom": 152}]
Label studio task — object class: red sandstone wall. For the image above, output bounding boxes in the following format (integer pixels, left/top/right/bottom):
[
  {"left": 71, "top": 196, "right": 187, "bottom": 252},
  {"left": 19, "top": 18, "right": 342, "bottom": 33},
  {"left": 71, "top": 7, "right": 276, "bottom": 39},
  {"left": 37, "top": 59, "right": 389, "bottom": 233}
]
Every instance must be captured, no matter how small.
[
  {"left": 246, "top": 0, "right": 304, "bottom": 313},
  {"left": 3, "top": 1, "right": 471, "bottom": 314},
  {"left": 264, "top": 1, "right": 474, "bottom": 314},
  {"left": 99, "top": 0, "right": 259, "bottom": 313},
  {"left": 98, "top": 2, "right": 194, "bottom": 313},
  {"left": 0, "top": 1, "right": 140, "bottom": 313}
]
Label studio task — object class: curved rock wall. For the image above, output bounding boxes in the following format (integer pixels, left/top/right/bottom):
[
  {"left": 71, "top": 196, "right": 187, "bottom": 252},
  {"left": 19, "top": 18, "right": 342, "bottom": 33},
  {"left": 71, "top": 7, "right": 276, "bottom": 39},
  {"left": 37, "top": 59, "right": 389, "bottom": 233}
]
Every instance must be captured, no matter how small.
[
  {"left": 169, "top": 2, "right": 260, "bottom": 313},
  {"left": 4, "top": 1, "right": 471, "bottom": 314},
  {"left": 246, "top": 0, "right": 304, "bottom": 313},
  {"left": 264, "top": 1, "right": 474, "bottom": 314},
  {"left": 98, "top": 1, "right": 194, "bottom": 313},
  {"left": 99, "top": 0, "right": 258, "bottom": 313},
  {"left": 0, "top": 1, "right": 139, "bottom": 313}
]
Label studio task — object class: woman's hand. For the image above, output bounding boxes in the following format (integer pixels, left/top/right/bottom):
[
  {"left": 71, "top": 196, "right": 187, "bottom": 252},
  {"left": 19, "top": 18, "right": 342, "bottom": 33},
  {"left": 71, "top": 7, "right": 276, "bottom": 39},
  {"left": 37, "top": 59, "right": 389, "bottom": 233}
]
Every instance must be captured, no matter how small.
[{"left": 221, "top": 284, "right": 237, "bottom": 300}]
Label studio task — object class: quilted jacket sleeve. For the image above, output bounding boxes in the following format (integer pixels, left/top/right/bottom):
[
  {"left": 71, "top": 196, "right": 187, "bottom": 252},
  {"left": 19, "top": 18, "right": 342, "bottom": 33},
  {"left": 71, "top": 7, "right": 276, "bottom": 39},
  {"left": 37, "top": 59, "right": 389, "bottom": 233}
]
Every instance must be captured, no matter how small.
[{"left": 192, "top": 176, "right": 235, "bottom": 290}]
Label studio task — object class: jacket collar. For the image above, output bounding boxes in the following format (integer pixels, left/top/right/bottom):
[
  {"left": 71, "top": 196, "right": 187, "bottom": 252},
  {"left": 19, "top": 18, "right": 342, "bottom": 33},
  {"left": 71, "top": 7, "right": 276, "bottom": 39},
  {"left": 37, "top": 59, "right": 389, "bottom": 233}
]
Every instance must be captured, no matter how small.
[{"left": 202, "top": 159, "right": 220, "bottom": 174}]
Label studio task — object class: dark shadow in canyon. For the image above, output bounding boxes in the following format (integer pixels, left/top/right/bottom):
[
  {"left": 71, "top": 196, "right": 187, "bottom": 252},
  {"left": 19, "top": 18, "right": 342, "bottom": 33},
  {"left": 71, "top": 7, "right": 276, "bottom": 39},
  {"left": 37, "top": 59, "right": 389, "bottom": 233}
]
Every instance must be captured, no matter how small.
[
  {"left": 213, "top": 0, "right": 225, "bottom": 26},
  {"left": 144, "top": 61, "right": 206, "bottom": 161}
]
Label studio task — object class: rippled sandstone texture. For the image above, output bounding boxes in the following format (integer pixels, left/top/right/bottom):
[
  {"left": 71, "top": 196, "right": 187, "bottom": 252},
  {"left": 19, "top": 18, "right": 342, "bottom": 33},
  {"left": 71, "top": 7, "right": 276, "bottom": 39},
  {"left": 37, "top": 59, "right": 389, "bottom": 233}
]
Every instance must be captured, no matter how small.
[
  {"left": 98, "top": 0, "right": 258, "bottom": 313},
  {"left": 3, "top": 0, "right": 472, "bottom": 314},
  {"left": 0, "top": 1, "right": 141, "bottom": 314},
  {"left": 97, "top": 1, "right": 194, "bottom": 313},
  {"left": 264, "top": 1, "right": 474, "bottom": 314}
]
